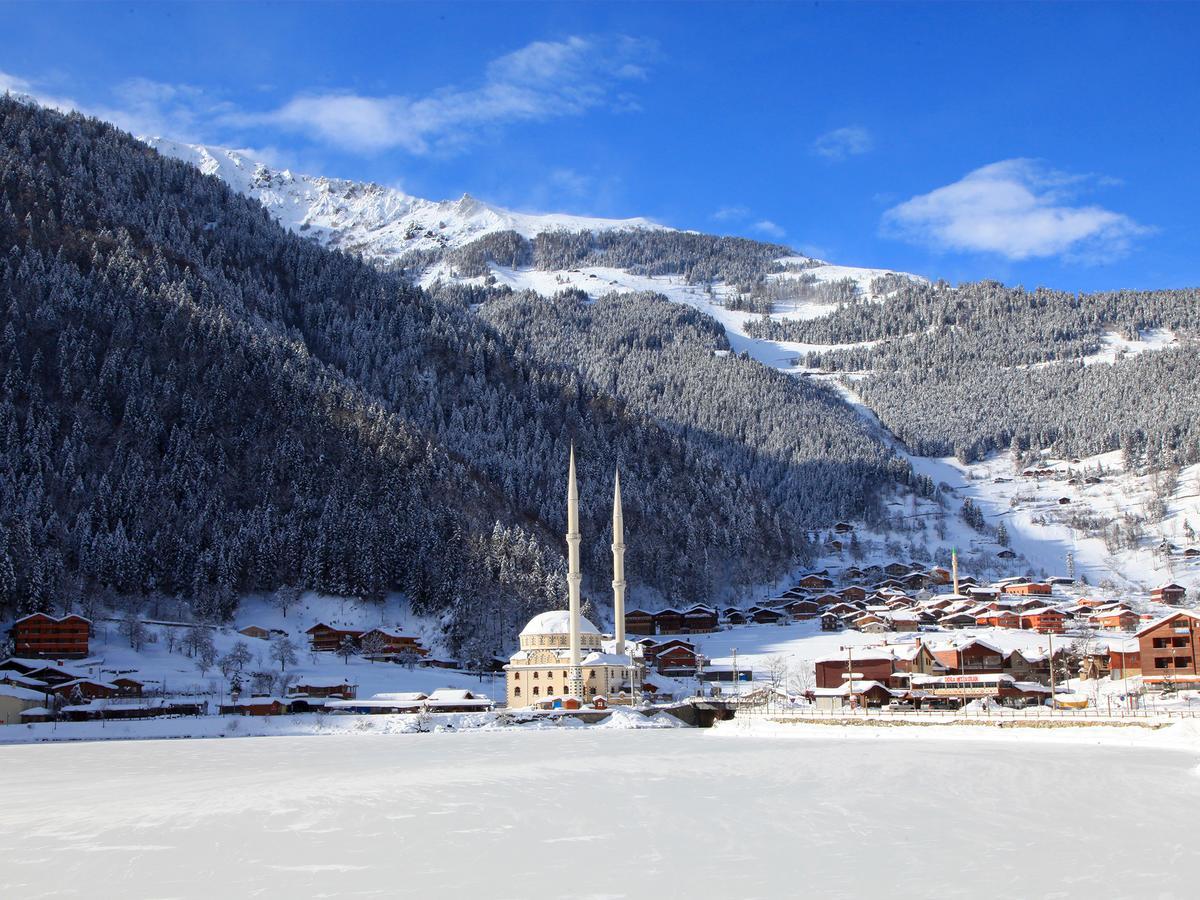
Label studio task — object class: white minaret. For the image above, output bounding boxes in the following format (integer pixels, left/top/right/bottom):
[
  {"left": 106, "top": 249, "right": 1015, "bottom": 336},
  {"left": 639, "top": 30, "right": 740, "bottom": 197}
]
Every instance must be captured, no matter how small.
[
  {"left": 566, "top": 445, "right": 583, "bottom": 699},
  {"left": 612, "top": 469, "right": 626, "bottom": 657}
]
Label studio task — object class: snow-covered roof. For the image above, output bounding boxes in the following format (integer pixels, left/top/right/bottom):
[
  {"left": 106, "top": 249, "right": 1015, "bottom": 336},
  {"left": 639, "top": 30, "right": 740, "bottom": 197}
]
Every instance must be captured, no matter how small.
[
  {"left": 0, "top": 684, "right": 48, "bottom": 702},
  {"left": 519, "top": 610, "right": 600, "bottom": 637},
  {"left": 1135, "top": 609, "right": 1200, "bottom": 637},
  {"left": 372, "top": 692, "right": 429, "bottom": 701}
]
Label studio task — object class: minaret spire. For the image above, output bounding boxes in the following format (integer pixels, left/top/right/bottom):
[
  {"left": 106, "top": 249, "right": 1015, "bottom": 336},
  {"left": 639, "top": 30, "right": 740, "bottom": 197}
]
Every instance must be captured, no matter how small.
[
  {"left": 612, "top": 468, "right": 626, "bottom": 657},
  {"left": 566, "top": 445, "right": 583, "bottom": 699}
]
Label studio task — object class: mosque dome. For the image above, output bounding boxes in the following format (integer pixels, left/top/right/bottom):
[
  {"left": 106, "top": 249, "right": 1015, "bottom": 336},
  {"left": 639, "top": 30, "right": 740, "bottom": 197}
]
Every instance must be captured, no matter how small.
[
  {"left": 518, "top": 610, "right": 603, "bottom": 651},
  {"left": 519, "top": 610, "right": 600, "bottom": 638}
]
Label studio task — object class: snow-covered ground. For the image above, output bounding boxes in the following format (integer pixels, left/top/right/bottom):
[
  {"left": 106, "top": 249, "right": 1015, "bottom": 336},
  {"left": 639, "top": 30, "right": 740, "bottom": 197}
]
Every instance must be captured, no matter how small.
[
  {"left": 63, "top": 591, "right": 503, "bottom": 703},
  {"left": 2, "top": 729, "right": 1198, "bottom": 899},
  {"left": 144, "top": 138, "right": 663, "bottom": 259}
]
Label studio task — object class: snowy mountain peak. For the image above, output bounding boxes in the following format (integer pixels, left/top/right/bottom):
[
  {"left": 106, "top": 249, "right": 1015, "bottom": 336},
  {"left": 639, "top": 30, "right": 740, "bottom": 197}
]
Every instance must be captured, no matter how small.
[{"left": 143, "top": 137, "right": 664, "bottom": 260}]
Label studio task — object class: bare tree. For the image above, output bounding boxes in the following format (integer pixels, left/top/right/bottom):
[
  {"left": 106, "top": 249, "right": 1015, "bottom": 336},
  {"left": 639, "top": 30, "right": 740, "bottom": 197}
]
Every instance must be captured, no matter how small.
[
  {"left": 218, "top": 641, "right": 253, "bottom": 679},
  {"left": 359, "top": 631, "right": 388, "bottom": 662},
  {"left": 336, "top": 635, "right": 358, "bottom": 666},
  {"left": 765, "top": 654, "right": 791, "bottom": 693},
  {"left": 119, "top": 611, "right": 147, "bottom": 651},
  {"left": 270, "top": 585, "right": 301, "bottom": 620},
  {"left": 269, "top": 634, "right": 298, "bottom": 672}
]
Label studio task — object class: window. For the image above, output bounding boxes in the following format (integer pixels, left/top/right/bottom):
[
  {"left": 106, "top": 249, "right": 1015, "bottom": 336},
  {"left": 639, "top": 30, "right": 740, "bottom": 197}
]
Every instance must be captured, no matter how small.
[
  {"left": 1174, "top": 637, "right": 1190, "bottom": 648},
  {"left": 1176, "top": 657, "right": 1193, "bottom": 668},
  {"left": 1155, "top": 658, "right": 1172, "bottom": 669},
  {"left": 1153, "top": 637, "right": 1169, "bottom": 649},
  {"left": 533, "top": 671, "right": 539, "bottom": 679},
  {"left": 532, "top": 686, "right": 540, "bottom": 696},
  {"left": 513, "top": 687, "right": 521, "bottom": 697},
  {"left": 513, "top": 672, "right": 520, "bottom": 680}
]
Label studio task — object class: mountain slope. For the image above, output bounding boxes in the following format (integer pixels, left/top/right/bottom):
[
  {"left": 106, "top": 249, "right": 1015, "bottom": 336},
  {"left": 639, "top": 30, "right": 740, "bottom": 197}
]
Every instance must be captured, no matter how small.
[
  {"left": 0, "top": 99, "right": 903, "bottom": 650},
  {"left": 142, "top": 137, "right": 664, "bottom": 263}
]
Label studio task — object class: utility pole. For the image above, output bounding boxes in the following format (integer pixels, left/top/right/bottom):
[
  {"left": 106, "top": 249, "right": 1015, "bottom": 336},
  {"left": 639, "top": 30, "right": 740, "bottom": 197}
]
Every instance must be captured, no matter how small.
[
  {"left": 732, "top": 648, "right": 738, "bottom": 696},
  {"left": 1047, "top": 631, "right": 1056, "bottom": 710}
]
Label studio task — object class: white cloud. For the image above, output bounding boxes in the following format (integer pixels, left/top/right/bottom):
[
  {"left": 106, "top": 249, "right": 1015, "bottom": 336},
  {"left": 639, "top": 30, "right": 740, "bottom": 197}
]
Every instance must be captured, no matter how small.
[
  {"left": 811, "top": 125, "right": 872, "bottom": 161},
  {"left": 243, "top": 35, "right": 656, "bottom": 154},
  {"left": 711, "top": 205, "right": 749, "bottom": 222},
  {"left": 882, "top": 159, "right": 1151, "bottom": 262},
  {"left": 752, "top": 219, "right": 786, "bottom": 239}
]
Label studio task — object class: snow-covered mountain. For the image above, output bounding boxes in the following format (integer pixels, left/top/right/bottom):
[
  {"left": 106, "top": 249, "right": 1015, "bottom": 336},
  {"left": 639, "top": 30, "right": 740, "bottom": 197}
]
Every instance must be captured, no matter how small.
[
  {"left": 143, "top": 138, "right": 665, "bottom": 261},
  {"left": 143, "top": 137, "right": 918, "bottom": 303}
]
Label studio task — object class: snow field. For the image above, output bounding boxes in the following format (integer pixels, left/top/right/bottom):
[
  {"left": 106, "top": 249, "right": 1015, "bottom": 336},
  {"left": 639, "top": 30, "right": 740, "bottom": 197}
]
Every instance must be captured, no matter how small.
[{"left": 2, "top": 729, "right": 1198, "bottom": 899}]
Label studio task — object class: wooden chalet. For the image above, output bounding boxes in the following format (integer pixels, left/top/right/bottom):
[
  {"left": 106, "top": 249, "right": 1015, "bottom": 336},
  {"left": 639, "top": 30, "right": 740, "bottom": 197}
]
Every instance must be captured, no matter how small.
[
  {"left": 50, "top": 678, "right": 121, "bottom": 701},
  {"left": 1090, "top": 609, "right": 1140, "bottom": 632},
  {"left": 290, "top": 677, "right": 357, "bottom": 699},
  {"left": 1137, "top": 611, "right": 1200, "bottom": 689},
  {"left": 624, "top": 608, "right": 655, "bottom": 635},
  {"left": 1019, "top": 608, "right": 1068, "bottom": 634},
  {"left": 11, "top": 613, "right": 90, "bottom": 658},
  {"left": 749, "top": 607, "right": 786, "bottom": 625},
  {"left": 681, "top": 605, "right": 719, "bottom": 633},
  {"left": 360, "top": 628, "right": 426, "bottom": 659},
  {"left": 653, "top": 609, "right": 684, "bottom": 635},
  {"left": 238, "top": 625, "right": 271, "bottom": 640},
  {"left": 932, "top": 639, "right": 1005, "bottom": 675},
  {"left": 1151, "top": 583, "right": 1187, "bottom": 606},
  {"left": 1003, "top": 582, "right": 1052, "bottom": 597},
  {"left": 306, "top": 623, "right": 364, "bottom": 652}
]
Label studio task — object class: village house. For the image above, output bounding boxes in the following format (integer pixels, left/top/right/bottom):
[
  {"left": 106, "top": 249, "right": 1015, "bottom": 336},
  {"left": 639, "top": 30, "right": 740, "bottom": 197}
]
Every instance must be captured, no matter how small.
[
  {"left": 1004, "top": 649, "right": 1051, "bottom": 684},
  {"left": 220, "top": 697, "right": 288, "bottom": 716},
  {"left": 645, "top": 640, "right": 700, "bottom": 676},
  {"left": 1003, "top": 582, "right": 1053, "bottom": 597},
  {"left": 289, "top": 677, "right": 357, "bottom": 699},
  {"left": 50, "top": 678, "right": 122, "bottom": 701},
  {"left": 796, "top": 574, "right": 834, "bottom": 590},
  {"left": 624, "top": 608, "right": 655, "bottom": 635},
  {"left": 359, "top": 628, "right": 426, "bottom": 660},
  {"left": 931, "top": 638, "right": 1005, "bottom": 675},
  {"left": 653, "top": 608, "right": 684, "bottom": 635},
  {"left": 1019, "top": 608, "right": 1068, "bottom": 634},
  {"left": 749, "top": 607, "right": 786, "bottom": 625},
  {"left": 783, "top": 599, "right": 819, "bottom": 620},
  {"left": 815, "top": 650, "right": 894, "bottom": 689},
  {"left": 0, "top": 684, "right": 47, "bottom": 724},
  {"left": 305, "top": 623, "right": 364, "bottom": 653},
  {"left": 1109, "top": 644, "right": 1142, "bottom": 680},
  {"left": 1151, "top": 583, "right": 1187, "bottom": 606},
  {"left": 238, "top": 625, "right": 271, "bottom": 640},
  {"left": 681, "top": 605, "right": 719, "bottom": 633},
  {"left": 1089, "top": 609, "right": 1140, "bottom": 632},
  {"left": 10, "top": 613, "right": 91, "bottom": 658},
  {"left": 1137, "top": 611, "right": 1200, "bottom": 690}
]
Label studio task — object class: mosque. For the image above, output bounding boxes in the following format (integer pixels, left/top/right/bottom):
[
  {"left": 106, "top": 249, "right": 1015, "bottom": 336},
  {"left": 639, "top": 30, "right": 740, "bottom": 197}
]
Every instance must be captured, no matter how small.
[{"left": 504, "top": 449, "right": 643, "bottom": 708}]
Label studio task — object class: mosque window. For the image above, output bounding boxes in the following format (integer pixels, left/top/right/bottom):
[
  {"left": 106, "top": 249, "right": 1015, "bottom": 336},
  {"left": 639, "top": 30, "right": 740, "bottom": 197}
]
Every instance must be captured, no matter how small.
[
  {"left": 514, "top": 687, "right": 521, "bottom": 697},
  {"left": 533, "top": 686, "right": 540, "bottom": 696},
  {"left": 533, "top": 671, "right": 539, "bottom": 678}
]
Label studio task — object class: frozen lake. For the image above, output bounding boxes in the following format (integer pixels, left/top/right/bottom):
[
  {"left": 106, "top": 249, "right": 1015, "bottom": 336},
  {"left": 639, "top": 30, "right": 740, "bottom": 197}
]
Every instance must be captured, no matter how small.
[{"left": 1, "top": 728, "right": 1197, "bottom": 898}]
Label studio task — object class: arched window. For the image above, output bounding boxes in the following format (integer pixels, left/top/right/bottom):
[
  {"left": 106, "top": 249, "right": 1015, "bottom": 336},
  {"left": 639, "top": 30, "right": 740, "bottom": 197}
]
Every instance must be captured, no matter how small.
[
  {"left": 513, "top": 671, "right": 520, "bottom": 679},
  {"left": 533, "top": 671, "right": 539, "bottom": 678},
  {"left": 533, "top": 686, "right": 540, "bottom": 696},
  {"left": 513, "top": 687, "right": 521, "bottom": 697}
]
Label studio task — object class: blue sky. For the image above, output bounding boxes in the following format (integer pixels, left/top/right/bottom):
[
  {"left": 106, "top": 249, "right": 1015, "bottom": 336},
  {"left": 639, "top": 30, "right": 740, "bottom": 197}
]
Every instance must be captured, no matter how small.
[{"left": 3, "top": 1, "right": 1197, "bottom": 291}]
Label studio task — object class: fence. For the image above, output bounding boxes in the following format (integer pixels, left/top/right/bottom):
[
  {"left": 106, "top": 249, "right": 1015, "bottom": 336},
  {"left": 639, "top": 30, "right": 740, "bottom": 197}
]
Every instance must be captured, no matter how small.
[{"left": 731, "top": 699, "right": 1200, "bottom": 722}]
